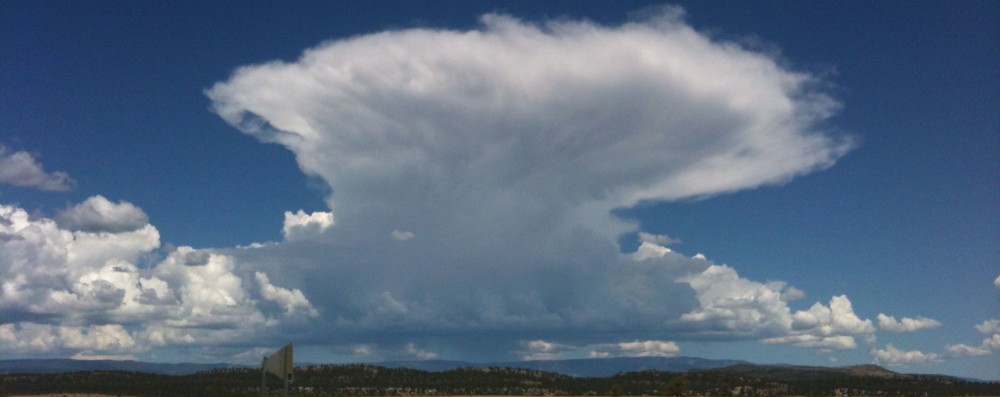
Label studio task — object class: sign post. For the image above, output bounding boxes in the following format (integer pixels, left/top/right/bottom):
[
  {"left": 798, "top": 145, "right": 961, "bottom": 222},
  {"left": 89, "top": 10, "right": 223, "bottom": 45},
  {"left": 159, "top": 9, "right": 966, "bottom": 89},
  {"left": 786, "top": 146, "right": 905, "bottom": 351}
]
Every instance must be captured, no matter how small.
[{"left": 260, "top": 343, "right": 294, "bottom": 397}]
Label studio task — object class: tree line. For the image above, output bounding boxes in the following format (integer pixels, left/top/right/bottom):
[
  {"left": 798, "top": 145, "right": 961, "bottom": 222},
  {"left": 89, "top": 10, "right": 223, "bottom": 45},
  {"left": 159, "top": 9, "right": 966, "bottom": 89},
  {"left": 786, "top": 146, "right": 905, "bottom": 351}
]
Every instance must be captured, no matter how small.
[{"left": 2, "top": 363, "right": 998, "bottom": 396}]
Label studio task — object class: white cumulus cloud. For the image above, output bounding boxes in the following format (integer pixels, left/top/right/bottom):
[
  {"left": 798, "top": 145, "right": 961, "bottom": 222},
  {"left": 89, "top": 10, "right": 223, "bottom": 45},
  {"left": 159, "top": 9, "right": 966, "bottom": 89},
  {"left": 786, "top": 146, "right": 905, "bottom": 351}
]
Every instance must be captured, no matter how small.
[
  {"left": 871, "top": 344, "right": 940, "bottom": 365},
  {"left": 974, "top": 319, "right": 1000, "bottom": 351},
  {"left": 403, "top": 342, "right": 439, "bottom": 360},
  {"left": 0, "top": 199, "right": 318, "bottom": 358},
  {"left": 876, "top": 313, "right": 942, "bottom": 333},
  {"left": 766, "top": 296, "right": 875, "bottom": 350},
  {"left": 0, "top": 323, "right": 138, "bottom": 355},
  {"left": 282, "top": 210, "right": 334, "bottom": 240},
  {"left": 520, "top": 339, "right": 576, "bottom": 361},
  {"left": 680, "top": 263, "right": 874, "bottom": 350},
  {"left": 522, "top": 338, "right": 681, "bottom": 360},
  {"left": 867, "top": 319, "right": 998, "bottom": 364},
  {"left": 0, "top": 146, "right": 76, "bottom": 192},
  {"left": 0, "top": 201, "right": 160, "bottom": 319},
  {"left": 764, "top": 334, "right": 859, "bottom": 350},
  {"left": 256, "top": 272, "right": 319, "bottom": 317},
  {"left": 57, "top": 195, "right": 149, "bottom": 233},
  {"left": 71, "top": 352, "right": 138, "bottom": 361},
  {"left": 390, "top": 230, "right": 415, "bottom": 241},
  {"left": 984, "top": 333, "right": 1000, "bottom": 351},
  {"left": 632, "top": 240, "right": 673, "bottom": 261},
  {"left": 943, "top": 343, "right": 990, "bottom": 357},
  {"left": 602, "top": 340, "right": 681, "bottom": 357},
  {"left": 975, "top": 319, "right": 1000, "bottom": 335},
  {"left": 790, "top": 296, "right": 875, "bottom": 336},
  {"left": 680, "top": 264, "right": 795, "bottom": 337}
]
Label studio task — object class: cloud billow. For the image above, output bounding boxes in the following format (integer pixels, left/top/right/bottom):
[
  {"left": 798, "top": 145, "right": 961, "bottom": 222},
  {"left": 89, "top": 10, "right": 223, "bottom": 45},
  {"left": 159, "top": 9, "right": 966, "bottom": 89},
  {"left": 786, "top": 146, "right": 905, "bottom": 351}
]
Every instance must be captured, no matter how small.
[
  {"left": 57, "top": 195, "right": 150, "bottom": 233},
  {"left": 0, "top": 199, "right": 316, "bottom": 359},
  {"left": 209, "top": 11, "right": 850, "bottom": 218}
]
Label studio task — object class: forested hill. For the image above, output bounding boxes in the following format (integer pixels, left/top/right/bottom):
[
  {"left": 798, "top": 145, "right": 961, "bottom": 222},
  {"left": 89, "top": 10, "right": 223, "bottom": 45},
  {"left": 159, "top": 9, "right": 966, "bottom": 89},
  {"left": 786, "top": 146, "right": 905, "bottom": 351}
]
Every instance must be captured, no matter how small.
[{"left": 3, "top": 363, "right": 999, "bottom": 397}]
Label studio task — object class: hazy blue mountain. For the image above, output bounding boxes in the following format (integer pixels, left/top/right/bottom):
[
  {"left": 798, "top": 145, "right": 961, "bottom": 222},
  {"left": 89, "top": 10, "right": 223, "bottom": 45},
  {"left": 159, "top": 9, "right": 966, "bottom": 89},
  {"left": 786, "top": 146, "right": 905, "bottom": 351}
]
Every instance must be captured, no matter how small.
[
  {"left": 0, "top": 359, "right": 231, "bottom": 375},
  {"left": 379, "top": 356, "right": 749, "bottom": 377}
]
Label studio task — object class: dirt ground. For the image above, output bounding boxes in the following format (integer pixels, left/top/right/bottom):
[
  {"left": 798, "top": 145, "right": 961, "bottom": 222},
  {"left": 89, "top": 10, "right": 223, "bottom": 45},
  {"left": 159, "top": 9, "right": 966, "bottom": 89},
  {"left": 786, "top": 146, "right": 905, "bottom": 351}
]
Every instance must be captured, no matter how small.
[{"left": 8, "top": 394, "right": 139, "bottom": 397}]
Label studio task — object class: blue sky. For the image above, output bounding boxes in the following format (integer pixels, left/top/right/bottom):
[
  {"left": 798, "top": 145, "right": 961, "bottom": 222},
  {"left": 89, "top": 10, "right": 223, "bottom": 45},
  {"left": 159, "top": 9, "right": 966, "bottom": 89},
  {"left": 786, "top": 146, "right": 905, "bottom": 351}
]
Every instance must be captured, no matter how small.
[{"left": 2, "top": 1, "right": 998, "bottom": 380}]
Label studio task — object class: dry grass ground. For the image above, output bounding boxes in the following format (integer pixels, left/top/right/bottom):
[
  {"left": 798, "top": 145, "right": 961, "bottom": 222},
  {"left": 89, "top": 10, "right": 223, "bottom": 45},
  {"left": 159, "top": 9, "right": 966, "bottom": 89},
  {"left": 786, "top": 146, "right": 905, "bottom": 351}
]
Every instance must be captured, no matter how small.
[
  {"left": 11, "top": 395, "right": 1000, "bottom": 397},
  {"left": 8, "top": 394, "right": 139, "bottom": 397}
]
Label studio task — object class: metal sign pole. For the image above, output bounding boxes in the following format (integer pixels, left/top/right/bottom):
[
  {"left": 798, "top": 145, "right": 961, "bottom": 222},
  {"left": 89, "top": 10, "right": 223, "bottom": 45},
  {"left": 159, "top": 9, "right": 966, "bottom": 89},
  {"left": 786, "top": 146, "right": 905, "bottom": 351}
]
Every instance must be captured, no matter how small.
[
  {"left": 260, "top": 356, "right": 267, "bottom": 397},
  {"left": 262, "top": 343, "right": 293, "bottom": 397}
]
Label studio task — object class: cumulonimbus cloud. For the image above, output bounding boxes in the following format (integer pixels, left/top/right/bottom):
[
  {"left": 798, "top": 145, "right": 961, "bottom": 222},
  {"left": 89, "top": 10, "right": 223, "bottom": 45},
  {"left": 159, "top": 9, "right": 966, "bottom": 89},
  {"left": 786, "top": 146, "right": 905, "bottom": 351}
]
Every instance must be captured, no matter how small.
[
  {"left": 4, "top": 8, "right": 883, "bottom": 362},
  {"left": 207, "top": 9, "right": 852, "bottom": 241},
  {"left": 202, "top": 8, "right": 863, "bottom": 355}
]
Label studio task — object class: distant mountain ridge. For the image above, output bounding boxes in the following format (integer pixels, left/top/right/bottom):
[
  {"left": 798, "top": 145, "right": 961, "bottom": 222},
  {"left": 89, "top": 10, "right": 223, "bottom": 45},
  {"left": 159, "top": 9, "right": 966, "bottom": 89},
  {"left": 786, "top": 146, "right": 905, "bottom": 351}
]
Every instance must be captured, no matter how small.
[
  {"left": 706, "top": 363, "right": 905, "bottom": 380},
  {"left": 706, "top": 363, "right": 976, "bottom": 383},
  {"left": 378, "top": 356, "right": 749, "bottom": 377},
  {"left": 0, "top": 358, "right": 231, "bottom": 375},
  {"left": 0, "top": 356, "right": 745, "bottom": 377}
]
